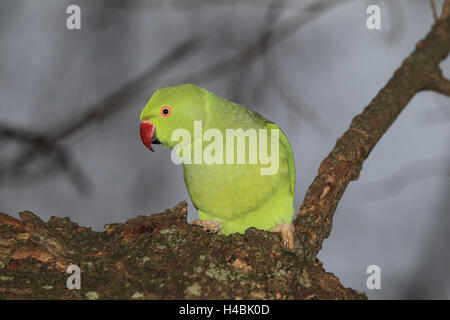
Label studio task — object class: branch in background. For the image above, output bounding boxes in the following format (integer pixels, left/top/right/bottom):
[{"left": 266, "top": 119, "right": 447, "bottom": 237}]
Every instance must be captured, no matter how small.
[
  {"left": 52, "top": 39, "right": 199, "bottom": 141},
  {"left": 0, "top": 39, "right": 199, "bottom": 192},
  {"left": 0, "top": 124, "right": 90, "bottom": 193},
  {"left": 87, "top": 0, "right": 288, "bottom": 12},
  {"left": 169, "top": 0, "right": 351, "bottom": 85},
  {"left": 171, "top": 0, "right": 349, "bottom": 131},
  {"left": 232, "top": 0, "right": 328, "bottom": 132},
  {"left": 0, "top": 0, "right": 348, "bottom": 191},
  {"left": 294, "top": 1, "right": 450, "bottom": 262},
  {"left": 88, "top": 0, "right": 344, "bottom": 13},
  {"left": 227, "top": 0, "right": 285, "bottom": 101}
]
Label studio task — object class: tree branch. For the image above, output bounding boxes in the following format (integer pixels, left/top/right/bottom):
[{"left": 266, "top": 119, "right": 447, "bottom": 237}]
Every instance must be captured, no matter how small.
[
  {"left": 442, "top": 0, "right": 450, "bottom": 21},
  {"left": 0, "top": 202, "right": 365, "bottom": 299},
  {"left": 294, "top": 2, "right": 450, "bottom": 261},
  {"left": 428, "top": 69, "right": 450, "bottom": 96}
]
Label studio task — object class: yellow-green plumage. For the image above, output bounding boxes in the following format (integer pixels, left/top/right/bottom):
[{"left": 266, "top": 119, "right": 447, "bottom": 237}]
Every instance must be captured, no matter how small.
[{"left": 140, "top": 84, "right": 295, "bottom": 235}]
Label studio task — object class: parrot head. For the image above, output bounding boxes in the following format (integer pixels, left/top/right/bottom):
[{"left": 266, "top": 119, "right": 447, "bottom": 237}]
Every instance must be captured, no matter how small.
[{"left": 140, "top": 84, "right": 208, "bottom": 151}]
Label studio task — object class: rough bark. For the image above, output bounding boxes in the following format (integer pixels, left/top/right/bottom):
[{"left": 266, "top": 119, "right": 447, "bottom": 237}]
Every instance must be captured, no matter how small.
[
  {"left": 0, "top": 2, "right": 449, "bottom": 300},
  {"left": 0, "top": 202, "right": 364, "bottom": 299}
]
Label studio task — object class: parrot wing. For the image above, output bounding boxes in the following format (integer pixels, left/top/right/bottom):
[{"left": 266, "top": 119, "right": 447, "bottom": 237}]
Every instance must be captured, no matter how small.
[{"left": 266, "top": 121, "right": 295, "bottom": 196}]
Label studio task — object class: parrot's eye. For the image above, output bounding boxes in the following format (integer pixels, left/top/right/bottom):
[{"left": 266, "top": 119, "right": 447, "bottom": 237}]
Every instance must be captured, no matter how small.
[{"left": 160, "top": 106, "right": 172, "bottom": 117}]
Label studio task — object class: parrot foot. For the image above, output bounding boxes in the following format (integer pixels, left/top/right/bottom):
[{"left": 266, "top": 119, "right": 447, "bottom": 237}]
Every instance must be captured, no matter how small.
[
  {"left": 191, "top": 219, "right": 222, "bottom": 234},
  {"left": 271, "top": 223, "right": 294, "bottom": 249}
]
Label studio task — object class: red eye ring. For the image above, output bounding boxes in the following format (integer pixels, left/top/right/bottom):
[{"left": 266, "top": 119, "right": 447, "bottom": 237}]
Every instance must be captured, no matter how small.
[{"left": 160, "top": 106, "right": 172, "bottom": 117}]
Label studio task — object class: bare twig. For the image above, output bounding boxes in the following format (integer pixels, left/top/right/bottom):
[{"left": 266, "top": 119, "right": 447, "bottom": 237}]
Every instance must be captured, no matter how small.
[
  {"left": 430, "top": 0, "right": 438, "bottom": 22},
  {"left": 429, "top": 71, "right": 450, "bottom": 96}
]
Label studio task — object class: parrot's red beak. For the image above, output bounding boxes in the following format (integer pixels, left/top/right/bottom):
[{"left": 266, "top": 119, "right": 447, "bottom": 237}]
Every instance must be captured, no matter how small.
[{"left": 140, "top": 120, "right": 157, "bottom": 152}]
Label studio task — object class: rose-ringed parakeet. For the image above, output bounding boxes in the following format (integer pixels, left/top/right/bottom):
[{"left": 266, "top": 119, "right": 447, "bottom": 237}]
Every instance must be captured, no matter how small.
[{"left": 140, "top": 84, "right": 295, "bottom": 248}]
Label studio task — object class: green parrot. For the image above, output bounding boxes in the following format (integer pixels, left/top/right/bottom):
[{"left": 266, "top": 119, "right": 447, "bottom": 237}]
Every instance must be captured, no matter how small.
[{"left": 140, "top": 84, "right": 295, "bottom": 248}]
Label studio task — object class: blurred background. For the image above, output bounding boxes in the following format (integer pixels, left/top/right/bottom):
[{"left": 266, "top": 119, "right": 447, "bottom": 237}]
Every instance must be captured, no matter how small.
[{"left": 0, "top": 0, "right": 449, "bottom": 299}]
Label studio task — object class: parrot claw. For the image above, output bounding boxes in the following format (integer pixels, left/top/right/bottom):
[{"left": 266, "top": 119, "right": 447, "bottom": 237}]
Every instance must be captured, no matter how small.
[
  {"left": 191, "top": 220, "right": 222, "bottom": 234},
  {"left": 271, "top": 223, "right": 294, "bottom": 249}
]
